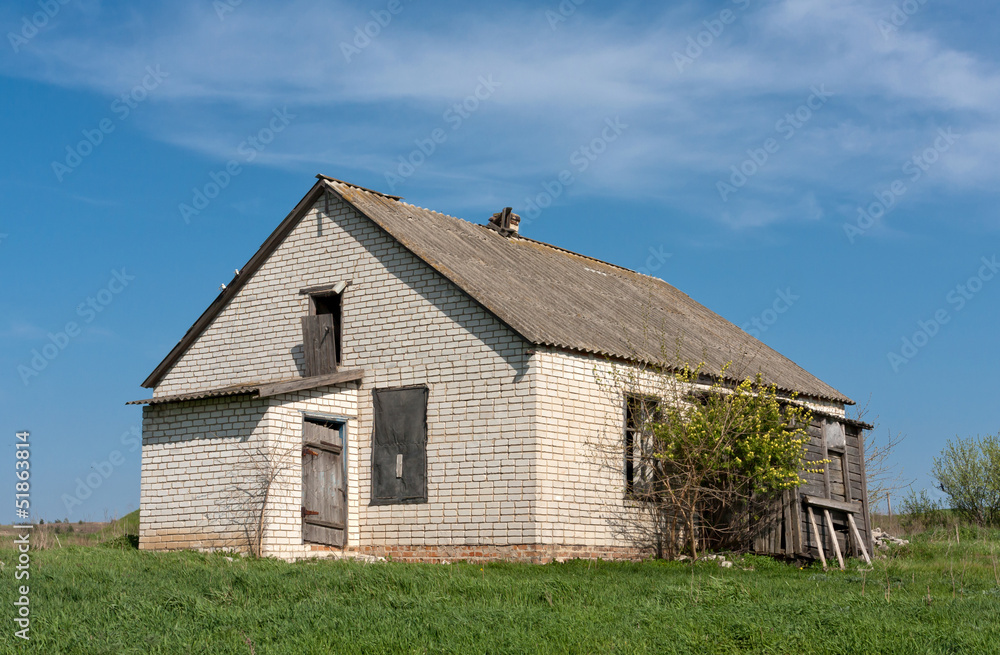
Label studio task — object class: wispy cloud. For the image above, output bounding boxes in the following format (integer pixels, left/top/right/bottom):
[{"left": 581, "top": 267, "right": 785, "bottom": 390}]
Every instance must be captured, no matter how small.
[
  {"left": 0, "top": 321, "right": 47, "bottom": 340},
  {"left": 3, "top": 0, "right": 999, "bottom": 228}
]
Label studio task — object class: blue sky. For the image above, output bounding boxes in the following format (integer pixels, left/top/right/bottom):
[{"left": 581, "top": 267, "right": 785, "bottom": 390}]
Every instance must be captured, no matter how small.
[{"left": 1, "top": 0, "right": 997, "bottom": 522}]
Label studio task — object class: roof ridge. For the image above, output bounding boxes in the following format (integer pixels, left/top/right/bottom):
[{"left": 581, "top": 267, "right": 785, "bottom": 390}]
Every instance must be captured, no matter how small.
[
  {"left": 325, "top": 180, "right": 471, "bottom": 227},
  {"left": 395, "top": 199, "right": 463, "bottom": 222},
  {"left": 328, "top": 178, "right": 670, "bottom": 284},
  {"left": 509, "top": 233, "right": 670, "bottom": 283},
  {"left": 316, "top": 174, "right": 404, "bottom": 201}
]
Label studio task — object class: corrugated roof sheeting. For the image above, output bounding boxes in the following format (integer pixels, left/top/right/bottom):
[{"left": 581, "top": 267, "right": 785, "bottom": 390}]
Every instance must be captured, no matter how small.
[
  {"left": 327, "top": 179, "right": 852, "bottom": 404},
  {"left": 128, "top": 384, "right": 261, "bottom": 405},
  {"left": 131, "top": 369, "right": 365, "bottom": 405}
]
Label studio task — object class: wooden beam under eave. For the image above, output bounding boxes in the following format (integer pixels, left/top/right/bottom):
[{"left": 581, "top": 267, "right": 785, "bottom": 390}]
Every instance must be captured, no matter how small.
[
  {"left": 803, "top": 495, "right": 863, "bottom": 515},
  {"left": 258, "top": 369, "right": 365, "bottom": 398}
]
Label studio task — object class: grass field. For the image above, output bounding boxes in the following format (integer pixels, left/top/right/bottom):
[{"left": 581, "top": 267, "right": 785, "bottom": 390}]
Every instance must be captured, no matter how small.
[
  {"left": 0, "top": 511, "right": 139, "bottom": 551},
  {"left": 1, "top": 521, "right": 999, "bottom": 654}
]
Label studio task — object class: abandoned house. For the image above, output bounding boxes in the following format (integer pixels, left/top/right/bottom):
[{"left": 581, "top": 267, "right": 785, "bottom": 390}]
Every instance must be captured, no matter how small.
[{"left": 130, "top": 174, "right": 872, "bottom": 563}]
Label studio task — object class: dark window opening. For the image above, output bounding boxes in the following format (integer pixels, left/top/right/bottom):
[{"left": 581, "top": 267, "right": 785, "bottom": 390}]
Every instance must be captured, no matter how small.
[
  {"left": 625, "top": 394, "right": 659, "bottom": 497},
  {"left": 371, "top": 386, "right": 428, "bottom": 505},
  {"left": 300, "top": 291, "right": 342, "bottom": 377}
]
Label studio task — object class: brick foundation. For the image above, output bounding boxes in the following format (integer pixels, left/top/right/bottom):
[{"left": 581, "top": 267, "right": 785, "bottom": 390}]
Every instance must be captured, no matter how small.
[{"left": 322, "top": 543, "right": 645, "bottom": 563}]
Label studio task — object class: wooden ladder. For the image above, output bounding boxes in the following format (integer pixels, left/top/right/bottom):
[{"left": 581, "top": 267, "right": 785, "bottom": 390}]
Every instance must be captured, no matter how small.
[{"left": 803, "top": 495, "right": 871, "bottom": 570}]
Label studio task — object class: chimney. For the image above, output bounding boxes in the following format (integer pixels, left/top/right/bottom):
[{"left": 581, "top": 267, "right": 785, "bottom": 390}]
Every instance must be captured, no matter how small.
[{"left": 486, "top": 207, "right": 521, "bottom": 237}]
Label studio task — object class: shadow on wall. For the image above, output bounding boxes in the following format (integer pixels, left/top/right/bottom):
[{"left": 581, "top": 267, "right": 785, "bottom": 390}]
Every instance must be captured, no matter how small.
[
  {"left": 339, "top": 210, "right": 531, "bottom": 386},
  {"left": 144, "top": 396, "right": 269, "bottom": 445},
  {"left": 290, "top": 344, "right": 306, "bottom": 377}
]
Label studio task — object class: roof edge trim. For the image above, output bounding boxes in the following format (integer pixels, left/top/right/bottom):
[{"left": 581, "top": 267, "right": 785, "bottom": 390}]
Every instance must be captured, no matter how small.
[
  {"left": 529, "top": 344, "right": 855, "bottom": 405},
  {"left": 315, "top": 174, "right": 403, "bottom": 200}
]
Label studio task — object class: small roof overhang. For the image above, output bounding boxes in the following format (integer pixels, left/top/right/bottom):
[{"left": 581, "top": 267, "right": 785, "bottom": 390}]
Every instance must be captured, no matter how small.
[{"left": 128, "top": 369, "right": 364, "bottom": 406}]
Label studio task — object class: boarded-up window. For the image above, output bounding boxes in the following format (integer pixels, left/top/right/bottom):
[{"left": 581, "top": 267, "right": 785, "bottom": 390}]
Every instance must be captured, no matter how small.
[
  {"left": 823, "top": 419, "right": 846, "bottom": 451},
  {"left": 301, "top": 418, "right": 346, "bottom": 547},
  {"left": 371, "top": 386, "right": 428, "bottom": 505}
]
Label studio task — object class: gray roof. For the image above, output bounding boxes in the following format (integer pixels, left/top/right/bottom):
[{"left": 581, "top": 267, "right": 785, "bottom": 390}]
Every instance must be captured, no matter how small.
[
  {"left": 142, "top": 175, "right": 851, "bottom": 404},
  {"left": 327, "top": 178, "right": 851, "bottom": 404}
]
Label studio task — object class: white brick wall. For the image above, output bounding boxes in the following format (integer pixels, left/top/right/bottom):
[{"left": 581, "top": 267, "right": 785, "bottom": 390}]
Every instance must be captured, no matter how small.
[
  {"left": 261, "top": 386, "right": 358, "bottom": 560},
  {"left": 140, "top": 191, "right": 845, "bottom": 559},
  {"left": 143, "top": 194, "right": 537, "bottom": 557},
  {"left": 140, "top": 385, "right": 358, "bottom": 559},
  {"left": 533, "top": 350, "right": 622, "bottom": 547},
  {"left": 140, "top": 395, "right": 272, "bottom": 552},
  {"left": 532, "top": 348, "right": 848, "bottom": 549}
]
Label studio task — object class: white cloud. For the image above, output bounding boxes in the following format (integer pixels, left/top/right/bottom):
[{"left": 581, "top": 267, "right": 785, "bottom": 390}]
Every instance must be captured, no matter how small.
[{"left": 4, "top": 0, "right": 1000, "bottom": 228}]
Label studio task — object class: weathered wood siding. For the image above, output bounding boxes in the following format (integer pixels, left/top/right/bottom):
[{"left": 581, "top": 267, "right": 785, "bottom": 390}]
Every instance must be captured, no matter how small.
[{"left": 757, "top": 417, "right": 871, "bottom": 561}]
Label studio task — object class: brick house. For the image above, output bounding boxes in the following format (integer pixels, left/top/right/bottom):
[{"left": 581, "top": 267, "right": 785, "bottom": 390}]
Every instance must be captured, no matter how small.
[{"left": 131, "top": 175, "right": 871, "bottom": 563}]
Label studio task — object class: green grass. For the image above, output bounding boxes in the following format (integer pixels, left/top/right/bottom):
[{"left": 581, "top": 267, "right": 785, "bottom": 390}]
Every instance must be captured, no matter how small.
[
  {"left": 91, "top": 509, "right": 140, "bottom": 548},
  {"left": 96, "top": 509, "right": 140, "bottom": 538},
  {"left": 1, "top": 529, "right": 999, "bottom": 654}
]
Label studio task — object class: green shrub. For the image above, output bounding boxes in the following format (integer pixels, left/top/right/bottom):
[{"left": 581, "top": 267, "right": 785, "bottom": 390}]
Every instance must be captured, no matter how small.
[
  {"left": 932, "top": 433, "right": 1000, "bottom": 527},
  {"left": 899, "top": 489, "right": 947, "bottom": 531},
  {"left": 100, "top": 534, "right": 139, "bottom": 549}
]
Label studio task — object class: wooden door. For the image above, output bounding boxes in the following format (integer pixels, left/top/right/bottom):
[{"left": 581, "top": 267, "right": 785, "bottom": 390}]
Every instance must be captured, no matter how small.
[{"left": 302, "top": 419, "right": 346, "bottom": 546}]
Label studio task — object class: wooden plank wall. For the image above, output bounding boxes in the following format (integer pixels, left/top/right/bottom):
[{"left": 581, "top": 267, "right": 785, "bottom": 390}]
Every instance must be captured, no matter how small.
[
  {"left": 753, "top": 417, "right": 871, "bottom": 561},
  {"left": 846, "top": 424, "right": 873, "bottom": 556}
]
